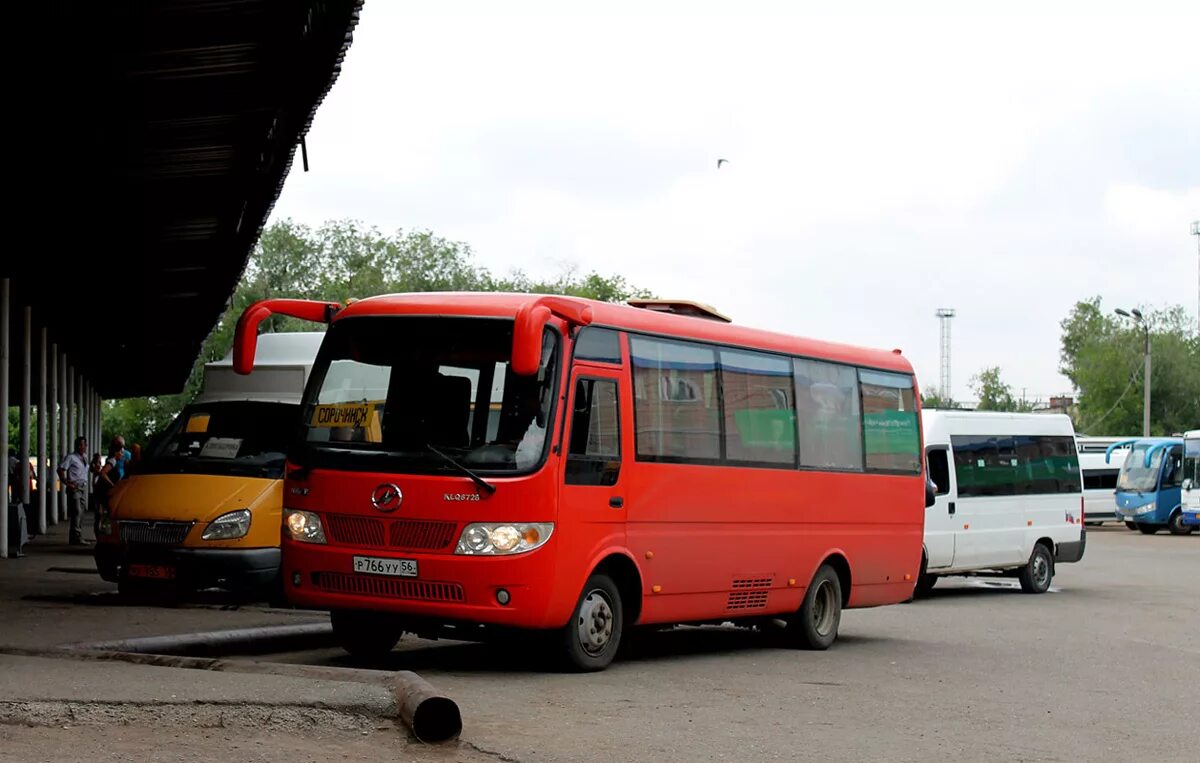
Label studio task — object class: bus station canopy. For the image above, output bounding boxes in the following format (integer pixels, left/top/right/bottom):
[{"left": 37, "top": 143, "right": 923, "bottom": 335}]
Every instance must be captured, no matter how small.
[{"left": 4, "top": 0, "right": 362, "bottom": 398}]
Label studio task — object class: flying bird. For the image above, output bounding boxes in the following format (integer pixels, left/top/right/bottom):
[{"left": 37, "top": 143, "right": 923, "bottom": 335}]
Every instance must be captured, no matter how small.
[{"left": 716, "top": 159, "right": 729, "bottom": 169}]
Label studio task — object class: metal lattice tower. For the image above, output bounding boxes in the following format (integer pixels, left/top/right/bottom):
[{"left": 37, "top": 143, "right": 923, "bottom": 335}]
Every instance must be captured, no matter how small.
[{"left": 936, "top": 308, "right": 956, "bottom": 400}]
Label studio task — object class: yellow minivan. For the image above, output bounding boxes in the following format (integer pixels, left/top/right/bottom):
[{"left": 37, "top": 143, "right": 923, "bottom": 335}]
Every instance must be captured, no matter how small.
[{"left": 95, "top": 332, "right": 323, "bottom": 597}]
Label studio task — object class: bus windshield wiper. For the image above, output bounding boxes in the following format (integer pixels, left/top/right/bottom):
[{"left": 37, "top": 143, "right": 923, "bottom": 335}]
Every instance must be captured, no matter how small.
[{"left": 426, "top": 444, "right": 496, "bottom": 496}]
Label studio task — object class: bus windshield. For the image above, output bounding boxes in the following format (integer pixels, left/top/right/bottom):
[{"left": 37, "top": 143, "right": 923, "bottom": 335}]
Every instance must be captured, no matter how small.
[
  {"left": 1117, "top": 444, "right": 1164, "bottom": 493},
  {"left": 297, "top": 316, "right": 559, "bottom": 474},
  {"left": 141, "top": 401, "right": 298, "bottom": 479}
]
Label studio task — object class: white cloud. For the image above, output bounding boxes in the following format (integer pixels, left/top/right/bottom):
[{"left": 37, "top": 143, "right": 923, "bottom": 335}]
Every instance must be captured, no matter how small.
[{"left": 271, "top": 1, "right": 1200, "bottom": 402}]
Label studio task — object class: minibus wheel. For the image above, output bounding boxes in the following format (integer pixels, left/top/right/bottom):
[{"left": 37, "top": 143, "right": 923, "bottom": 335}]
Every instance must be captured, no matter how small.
[
  {"left": 330, "top": 609, "right": 403, "bottom": 659},
  {"left": 1017, "top": 543, "right": 1053, "bottom": 594},
  {"left": 558, "top": 573, "right": 623, "bottom": 672},
  {"left": 1124, "top": 522, "right": 1138, "bottom": 531},
  {"left": 786, "top": 564, "right": 842, "bottom": 650},
  {"left": 1167, "top": 512, "right": 1195, "bottom": 536},
  {"left": 1137, "top": 525, "right": 1160, "bottom": 535}
]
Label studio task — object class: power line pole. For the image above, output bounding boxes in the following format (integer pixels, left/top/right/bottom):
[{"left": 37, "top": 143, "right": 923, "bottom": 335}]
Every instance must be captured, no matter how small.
[
  {"left": 1191, "top": 220, "right": 1199, "bottom": 334},
  {"left": 936, "top": 308, "right": 956, "bottom": 402}
]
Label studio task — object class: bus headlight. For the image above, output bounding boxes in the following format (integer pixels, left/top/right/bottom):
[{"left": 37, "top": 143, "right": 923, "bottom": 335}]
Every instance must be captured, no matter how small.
[
  {"left": 202, "top": 509, "right": 252, "bottom": 540},
  {"left": 284, "top": 510, "right": 327, "bottom": 544},
  {"left": 455, "top": 523, "right": 553, "bottom": 555}
]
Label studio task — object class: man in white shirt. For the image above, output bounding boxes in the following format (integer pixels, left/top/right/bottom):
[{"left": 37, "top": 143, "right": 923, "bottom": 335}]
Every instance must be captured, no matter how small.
[{"left": 57, "top": 436, "right": 90, "bottom": 545}]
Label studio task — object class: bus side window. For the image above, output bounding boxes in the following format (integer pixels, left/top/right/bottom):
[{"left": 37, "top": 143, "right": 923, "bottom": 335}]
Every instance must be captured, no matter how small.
[
  {"left": 566, "top": 378, "right": 621, "bottom": 487},
  {"left": 1162, "top": 450, "right": 1182, "bottom": 488}
]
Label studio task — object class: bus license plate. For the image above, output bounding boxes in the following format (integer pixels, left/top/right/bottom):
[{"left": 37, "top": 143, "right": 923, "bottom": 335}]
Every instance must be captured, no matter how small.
[{"left": 352, "top": 556, "right": 418, "bottom": 578}]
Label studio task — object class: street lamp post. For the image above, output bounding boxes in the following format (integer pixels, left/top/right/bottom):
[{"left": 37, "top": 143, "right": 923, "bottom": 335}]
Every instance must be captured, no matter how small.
[
  {"left": 1115, "top": 308, "right": 1150, "bottom": 437},
  {"left": 1191, "top": 221, "right": 1199, "bottom": 333}
]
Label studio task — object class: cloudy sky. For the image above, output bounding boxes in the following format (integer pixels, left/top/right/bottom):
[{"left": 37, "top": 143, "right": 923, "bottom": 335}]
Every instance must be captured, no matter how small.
[{"left": 269, "top": 0, "right": 1200, "bottom": 403}]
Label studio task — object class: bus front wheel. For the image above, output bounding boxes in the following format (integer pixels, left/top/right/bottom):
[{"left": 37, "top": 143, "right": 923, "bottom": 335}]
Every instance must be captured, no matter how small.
[
  {"left": 331, "top": 609, "right": 403, "bottom": 660},
  {"left": 557, "top": 573, "right": 623, "bottom": 672},
  {"left": 785, "top": 564, "right": 843, "bottom": 650},
  {"left": 1167, "top": 512, "right": 1195, "bottom": 536}
]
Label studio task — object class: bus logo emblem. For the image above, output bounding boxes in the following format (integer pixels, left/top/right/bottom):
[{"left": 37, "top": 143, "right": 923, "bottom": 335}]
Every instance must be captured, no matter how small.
[{"left": 371, "top": 484, "right": 403, "bottom": 512}]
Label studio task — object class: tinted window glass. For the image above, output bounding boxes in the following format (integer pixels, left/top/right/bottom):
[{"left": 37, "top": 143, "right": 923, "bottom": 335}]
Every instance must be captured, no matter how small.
[
  {"left": 630, "top": 337, "right": 720, "bottom": 460},
  {"left": 573, "top": 327, "right": 623, "bottom": 363},
  {"left": 1162, "top": 447, "right": 1183, "bottom": 488},
  {"left": 720, "top": 349, "right": 795, "bottom": 465},
  {"left": 859, "top": 370, "right": 921, "bottom": 473},
  {"left": 927, "top": 449, "right": 951, "bottom": 495},
  {"left": 795, "top": 359, "right": 862, "bottom": 470},
  {"left": 953, "top": 434, "right": 1080, "bottom": 496},
  {"left": 951, "top": 435, "right": 1007, "bottom": 497},
  {"left": 1082, "top": 469, "right": 1119, "bottom": 490},
  {"left": 566, "top": 378, "right": 621, "bottom": 486}
]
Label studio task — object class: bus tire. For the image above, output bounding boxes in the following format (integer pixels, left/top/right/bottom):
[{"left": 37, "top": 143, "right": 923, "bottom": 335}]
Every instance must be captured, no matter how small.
[
  {"left": 558, "top": 573, "right": 623, "bottom": 672},
  {"left": 911, "top": 553, "right": 937, "bottom": 599},
  {"left": 331, "top": 609, "right": 403, "bottom": 659},
  {"left": 1138, "top": 525, "right": 1160, "bottom": 535},
  {"left": 1017, "top": 543, "right": 1053, "bottom": 594},
  {"left": 1124, "top": 521, "right": 1138, "bottom": 531},
  {"left": 1167, "top": 512, "right": 1194, "bottom": 536},
  {"left": 787, "top": 564, "right": 842, "bottom": 650}
]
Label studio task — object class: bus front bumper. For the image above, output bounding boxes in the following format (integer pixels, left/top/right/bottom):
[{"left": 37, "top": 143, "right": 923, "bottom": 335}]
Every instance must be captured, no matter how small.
[
  {"left": 280, "top": 540, "right": 563, "bottom": 630},
  {"left": 95, "top": 542, "right": 280, "bottom": 592}
]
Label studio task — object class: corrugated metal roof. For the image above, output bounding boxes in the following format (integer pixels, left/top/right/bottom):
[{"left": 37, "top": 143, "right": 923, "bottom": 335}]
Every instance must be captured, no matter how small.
[{"left": 5, "top": 0, "right": 362, "bottom": 398}]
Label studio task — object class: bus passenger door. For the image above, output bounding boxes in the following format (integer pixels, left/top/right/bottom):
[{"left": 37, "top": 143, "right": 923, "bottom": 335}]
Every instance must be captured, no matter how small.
[
  {"left": 924, "top": 446, "right": 956, "bottom": 569},
  {"left": 560, "top": 372, "right": 627, "bottom": 556}
]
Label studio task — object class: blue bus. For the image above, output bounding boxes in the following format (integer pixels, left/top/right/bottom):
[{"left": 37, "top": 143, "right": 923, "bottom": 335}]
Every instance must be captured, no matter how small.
[{"left": 1107, "top": 437, "right": 1189, "bottom": 535}]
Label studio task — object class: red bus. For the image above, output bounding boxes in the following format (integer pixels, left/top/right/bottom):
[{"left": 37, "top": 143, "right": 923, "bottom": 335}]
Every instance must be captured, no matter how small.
[{"left": 234, "top": 293, "right": 931, "bottom": 670}]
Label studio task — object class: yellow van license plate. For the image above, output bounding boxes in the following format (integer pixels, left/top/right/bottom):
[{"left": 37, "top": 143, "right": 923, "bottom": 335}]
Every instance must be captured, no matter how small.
[
  {"left": 352, "top": 556, "right": 418, "bottom": 577},
  {"left": 128, "top": 564, "right": 176, "bottom": 580}
]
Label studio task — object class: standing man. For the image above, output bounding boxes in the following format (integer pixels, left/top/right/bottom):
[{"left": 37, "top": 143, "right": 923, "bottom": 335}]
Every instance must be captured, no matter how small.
[
  {"left": 111, "top": 435, "right": 132, "bottom": 480},
  {"left": 57, "top": 436, "right": 90, "bottom": 545}
]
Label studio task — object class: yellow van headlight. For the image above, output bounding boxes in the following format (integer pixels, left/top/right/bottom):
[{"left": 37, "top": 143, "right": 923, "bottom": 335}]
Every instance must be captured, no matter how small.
[{"left": 202, "top": 509, "right": 252, "bottom": 541}]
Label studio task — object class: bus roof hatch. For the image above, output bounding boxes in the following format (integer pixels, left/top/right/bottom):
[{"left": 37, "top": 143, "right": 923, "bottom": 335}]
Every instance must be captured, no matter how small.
[{"left": 626, "top": 299, "right": 732, "bottom": 323}]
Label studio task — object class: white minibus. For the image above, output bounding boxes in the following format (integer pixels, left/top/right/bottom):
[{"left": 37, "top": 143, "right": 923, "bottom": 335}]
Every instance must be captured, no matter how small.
[{"left": 918, "top": 411, "right": 1086, "bottom": 596}]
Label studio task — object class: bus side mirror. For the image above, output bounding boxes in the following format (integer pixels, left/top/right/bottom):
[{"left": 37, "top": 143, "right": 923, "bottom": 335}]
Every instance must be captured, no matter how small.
[
  {"left": 234, "top": 298, "right": 340, "bottom": 375},
  {"left": 1185, "top": 478, "right": 1195, "bottom": 491},
  {"left": 512, "top": 297, "right": 594, "bottom": 376},
  {"left": 925, "top": 477, "right": 937, "bottom": 508}
]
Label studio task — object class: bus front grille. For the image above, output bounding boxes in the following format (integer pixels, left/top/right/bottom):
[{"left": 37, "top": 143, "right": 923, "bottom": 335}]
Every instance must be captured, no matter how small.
[
  {"left": 389, "top": 520, "right": 457, "bottom": 550},
  {"left": 119, "top": 521, "right": 192, "bottom": 545},
  {"left": 312, "top": 572, "right": 465, "bottom": 602},
  {"left": 325, "top": 515, "right": 386, "bottom": 547},
  {"left": 324, "top": 515, "right": 457, "bottom": 551}
]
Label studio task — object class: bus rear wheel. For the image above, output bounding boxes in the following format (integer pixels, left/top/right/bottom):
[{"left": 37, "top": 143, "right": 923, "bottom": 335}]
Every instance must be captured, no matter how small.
[
  {"left": 1018, "top": 543, "right": 1054, "bottom": 594},
  {"left": 331, "top": 609, "right": 404, "bottom": 660},
  {"left": 785, "top": 564, "right": 843, "bottom": 650},
  {"left": 1167, "top": 512, "right": 1195, "bottom": 536},
  {"left": 557, "top": 573, "right": 623, "bottom": 672}
]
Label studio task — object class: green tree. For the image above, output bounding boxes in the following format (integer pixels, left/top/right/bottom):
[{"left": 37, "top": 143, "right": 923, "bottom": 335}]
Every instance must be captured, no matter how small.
[
  {"left": 1059, "top": 297, "right": 1200, "bottom": 435},
  {"left": 970, "top": 367, "right": 1037, "bottom": 412},
  {"left": 920, "top": 388, "right": 959, "bottom": 409},
  {"left": 103, "top": 219, "right": 653, "bottom": 445}
]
